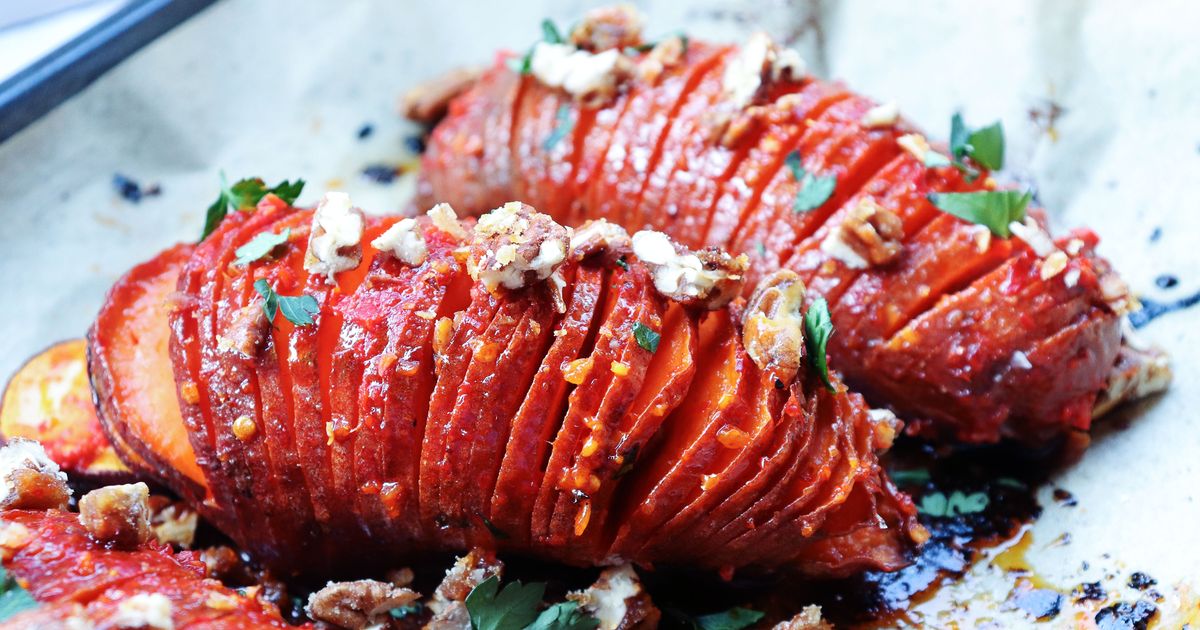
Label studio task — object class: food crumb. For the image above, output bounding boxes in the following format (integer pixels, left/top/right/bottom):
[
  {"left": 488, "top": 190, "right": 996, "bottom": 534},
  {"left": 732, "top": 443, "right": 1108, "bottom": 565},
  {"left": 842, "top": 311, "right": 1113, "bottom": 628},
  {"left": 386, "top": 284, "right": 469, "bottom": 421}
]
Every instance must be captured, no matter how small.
[{"left": 112, "top": 174, "right": 161, "bottom": 203}]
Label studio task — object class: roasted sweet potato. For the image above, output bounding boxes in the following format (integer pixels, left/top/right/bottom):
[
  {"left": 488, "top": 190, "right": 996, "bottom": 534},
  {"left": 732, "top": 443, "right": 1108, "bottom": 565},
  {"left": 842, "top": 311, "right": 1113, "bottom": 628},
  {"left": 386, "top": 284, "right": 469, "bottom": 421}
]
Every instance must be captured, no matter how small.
[
  {"left": 90, "top": 198, "right": 919, "bottom": 579},
  {"left": 415, "top": 14, "right": 1161, "bottom": 444},
  {"left": 0, "top": 340, "right": 130, "bottom": 479},
  {"left": 0, "top": 508, "right": 296, "bottom": 629}
]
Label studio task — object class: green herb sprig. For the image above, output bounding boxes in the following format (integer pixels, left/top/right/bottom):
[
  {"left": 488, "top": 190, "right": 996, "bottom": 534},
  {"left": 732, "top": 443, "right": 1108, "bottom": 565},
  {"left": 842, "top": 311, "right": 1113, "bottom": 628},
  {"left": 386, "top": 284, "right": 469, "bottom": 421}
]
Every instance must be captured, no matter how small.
[
  {"left": 803, "top": 298, "right": 835, "bottom": 392},
  {"left": 233, "top": 228, "right": 291, "bottom": 266},
  {"left": 917, "top": 490, "right": 990, "bottom": 518},
  {"left": 0, "top": 566, "right": 37, "bottom": 622},
  {"left": 633, "top": 322, "right": 660, "bottom": 353},
  {"left": 509, "top": 18, "right": 567, "bottom": 74},
  {"left": 785, "top": 151, "right": 836, "bottom": 213},
  {"left": 465, "top": 576, "right": 599, "bottom": 630},
  {"left": 542, "top": 104, "right": 575, "bottom": 151},
  {"left": 254, "top": 279, "right": 319, "bottom": 327},
  {"left": 928, "top": 190, "right": 1031, "bottom": 237},
  {"left": 201, "top": 174, "right": 304, "bottom": 241}
]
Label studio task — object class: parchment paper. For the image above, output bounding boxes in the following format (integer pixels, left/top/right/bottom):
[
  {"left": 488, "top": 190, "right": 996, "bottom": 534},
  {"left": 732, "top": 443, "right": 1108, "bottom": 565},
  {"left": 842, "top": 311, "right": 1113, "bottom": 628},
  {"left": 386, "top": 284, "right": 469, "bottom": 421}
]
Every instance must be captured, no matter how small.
[{"left": 1, "top": 0, "right": 1197, "bottom": 624}]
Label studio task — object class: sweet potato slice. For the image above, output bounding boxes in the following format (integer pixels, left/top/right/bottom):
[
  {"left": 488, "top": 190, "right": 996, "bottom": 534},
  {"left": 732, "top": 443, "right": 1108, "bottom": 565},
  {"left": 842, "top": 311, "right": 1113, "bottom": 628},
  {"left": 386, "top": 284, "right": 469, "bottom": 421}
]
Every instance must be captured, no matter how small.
[
  {"left": 490, "top": 265, "right": 604, "bottom": 545},
  {"left": 88, "top": 243, "right": 205, "bottom": 501},
  {"left": 2, "top": 340, "right": 129, "bottom": 478},
  {"left": 0, "top": 509, "right": 293, "bottom": 628}
]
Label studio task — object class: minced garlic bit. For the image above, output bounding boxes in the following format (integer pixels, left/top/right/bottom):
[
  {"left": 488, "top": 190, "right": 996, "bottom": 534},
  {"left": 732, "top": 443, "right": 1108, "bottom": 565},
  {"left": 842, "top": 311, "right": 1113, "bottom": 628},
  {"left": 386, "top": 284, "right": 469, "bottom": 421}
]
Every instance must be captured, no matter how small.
[
  {"left": 897, "top": 133, "right": 944, "bottom": 163},
  {"left": 232, "top": 415, "right": 257, "bottom": 441},
  {"left": 304, "top": 192, "right": 364, "bottom": 283},
  {"left": 372, "top": 217, "right": 428, "bottom": 266},
  {"left": 1064, "top": 267, "right": 1081, "bottom": 288},
  {"left": 1010, "top": 350, "right": 1034, "bottom": 370},
  {"left": 0, "top": 438, "right": 71, "bottom": 510},
  {"left": 1040, "top": 250, "right": 1069, "bottom": 280},
  {"left": 1065, "top": 237, "right": 1086, "bottom": 256},
  {"left": 741, "top": 270, "right": 806, "bottom": 382},
  {"left": 861, "top": 101, "right": 900, "bottom": 128},
  {"left": 610, "top": 361, "right": 630, "bottom": 377},
  {"left": 468, "top": 202, "right": 569, "bottom": 292},
  {"left": 1008, "top": 216, "right": 1057, "bottom": 258},
  {"left": 531, "top": 43, "right": 632, "bottom": 106},
  {"left": 630, "top": 230, "right": 747, "bottom": 309},
  {"left": 970, "top": 224, "right": 992, "bottom": 254},
  {"left": 110, "top": 593, "right": 175, "bottom": 630},
  {"left": 427, "top": 203, "right": 469, "bottom": 241},
  {"left": 723, "top": 32, "right": 806, "bottom": 110}
]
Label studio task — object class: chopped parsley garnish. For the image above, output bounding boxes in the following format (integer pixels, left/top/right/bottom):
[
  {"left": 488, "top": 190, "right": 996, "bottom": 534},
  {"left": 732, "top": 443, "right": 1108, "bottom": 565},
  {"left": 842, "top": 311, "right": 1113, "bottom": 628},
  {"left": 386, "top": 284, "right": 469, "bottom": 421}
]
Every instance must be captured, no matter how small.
[
  {"left": 466, "top": 576, "right": 560, "bottom": 630},
  {"left": 541, "top": 19, "right": 565, "bottom": 45},
  {"left": 0, "top": 566, "right": 37, "bottom": 621},
  {"left": 694, "top": 608, "right": 765, "bottom": 630},
  {"left": 917, "top": 490, "right": 989, "bottom": 518},
  {"left": 527, "top": 602, "right": 600, "bottom": 630},
  {"left": 201, "top": 173, "right": 305, "bottom": 241},
  {"left": 785, "top": 151, "right": 836, "bottom": 213},
  {"left": 615, "top": 256, "right": 629, "bottom": 271},
  {"left": 889, "top": 468, "right": 932, "bottom": 486},
  {"left": 481, "top": 515, "right": 510, "bottom": 540},
  {"left": 542, "top": 104, "right": 575, "bottom": 151},
  {"left": 633, "top": 322, "right": 660, "bottom": 353},
  {"left": 254, "top": 279, "right": 319, "bottom": 327},
  {"left": 928, "top": 190, "right": 1031, "bottom": 237},
  {"left": 950, "top": 113, "right": 1005, "bottom": 171},
  {"left": 233, "top": 228, "right": 291, "bottom": 266},
  {"left": 389, "top": 603, "right": 424, "bottom": 619},
  {"left": 803, "top": 298, "right": 835, "bottom": 392},
  {"left": 613, "top": 443, "right": 640, "bottom": 479}
]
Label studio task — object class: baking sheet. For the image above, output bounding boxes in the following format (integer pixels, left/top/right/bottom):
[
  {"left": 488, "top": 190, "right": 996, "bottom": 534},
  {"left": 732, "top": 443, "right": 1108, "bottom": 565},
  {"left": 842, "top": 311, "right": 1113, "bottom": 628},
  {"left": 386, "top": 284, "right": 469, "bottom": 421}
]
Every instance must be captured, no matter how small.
[{"left": 0, "top": 0, "right": 1196, "bottom": 625}]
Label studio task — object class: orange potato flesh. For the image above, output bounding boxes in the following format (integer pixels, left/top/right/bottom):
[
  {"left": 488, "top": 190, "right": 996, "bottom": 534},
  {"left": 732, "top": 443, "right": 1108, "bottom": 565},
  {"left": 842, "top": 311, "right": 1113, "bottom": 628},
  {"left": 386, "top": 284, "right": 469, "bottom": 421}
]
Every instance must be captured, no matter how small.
[
  {"left": 1, "top": 340, "right": 128, "bottom": 477},
  {"left": 87, "top": 243, "right": 206, "bottom": 497}
]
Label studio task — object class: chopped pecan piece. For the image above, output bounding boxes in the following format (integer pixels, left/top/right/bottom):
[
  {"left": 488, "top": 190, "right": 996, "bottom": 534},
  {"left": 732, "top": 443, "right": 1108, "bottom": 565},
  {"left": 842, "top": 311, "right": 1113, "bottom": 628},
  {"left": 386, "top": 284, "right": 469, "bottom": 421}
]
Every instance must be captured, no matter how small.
[
  {"left": 771, "top": 605, "right": 832, "bottom": 630},
  {"left": 742, "top": 270, "right": 807, "bottom": 382},
  {"left": 427, "top": 550, "right": 503, "bottom": 630},
  {"left": 568, "top": 564, "right": 660, "bottom": 630},
  {"left": 569, "top": 5, "right": 645, "bottom": 52},
  {"left": 569, "top": 219, "right": 632, "bottom": 263},
  {"left": 630, "top": 230, "right": 747, "bottom": 309},
  {"left": 0, "top": 438, "right": 71, "bottom": 511},
  {"left": 468, "top": 202, "right": 569, "bottom": 292},
  {"left": 216, "top": 304, "right": 269, "bottom": 357},
  {"left": 402, "top": 67, "right": 483, "bottom": 126},
  {"left": 820, "top": 198, "right": 904, "bottom": 268},
  {"left": 304, "top": 192, "right": 365, "bottom": 284},
  {"left": 78, "top": 482, "right": 153, "bottom": 548},
  {"left": 306, "top": 579, "right": 419, "bottom": 629}
]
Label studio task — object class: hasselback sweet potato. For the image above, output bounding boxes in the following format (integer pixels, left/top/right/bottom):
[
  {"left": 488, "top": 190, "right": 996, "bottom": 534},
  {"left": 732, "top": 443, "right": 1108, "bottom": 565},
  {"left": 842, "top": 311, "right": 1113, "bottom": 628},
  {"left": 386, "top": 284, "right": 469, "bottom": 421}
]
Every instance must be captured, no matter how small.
[
  {"left": 415, "top": 10, "right": 1160, "bottom": 444},
  {"left": 88, "top": 196, "right": 919, "bottom": 578}
]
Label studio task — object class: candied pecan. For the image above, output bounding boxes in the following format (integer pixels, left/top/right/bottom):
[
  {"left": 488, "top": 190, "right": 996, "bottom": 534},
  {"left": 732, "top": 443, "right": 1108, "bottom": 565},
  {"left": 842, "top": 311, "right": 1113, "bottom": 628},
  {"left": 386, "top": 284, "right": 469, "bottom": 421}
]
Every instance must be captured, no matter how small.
[
  {"left": 304, "top": 192, "right": 365, "bottom": 284},
  {"left": 771, "top": 605, "right": 832, "bottom": 630},
  {"left": 402, "top": 67, "right": 484, "bottom": 126},
  {"left": 467, "top": 202, "right": 569, "bottom": 292},
  {"left": 569, "top": 5, "right": 645, "bottom": 52},
  {"left": 820, "top": 198, "right": 904, "bottom": 268},
  {"left": 636, "top": 35, "right": 686, "bottom": 83},
  {"left": 630, "top": 230, "right": 747, "bottom": 309},
  {"left": 569, "top": 219, "right": 632, "bottom": 263},
  {"left": 742, "top": 270, "right": 807, "bottom": 382},
  {"left": 306, "top": 579, "right": 419, "bottom": 629},
  {"left": 147, "top": 496, "right": 198, "bottom": 548},
  {"left": 568, "top": 564, "right": 660, "bottom": 630},
  {"left": 78, "top": 482, "right": 153, "bottom": 548},
  {"left": 0, "top": 438, "right": 71, "bottom": 511}
]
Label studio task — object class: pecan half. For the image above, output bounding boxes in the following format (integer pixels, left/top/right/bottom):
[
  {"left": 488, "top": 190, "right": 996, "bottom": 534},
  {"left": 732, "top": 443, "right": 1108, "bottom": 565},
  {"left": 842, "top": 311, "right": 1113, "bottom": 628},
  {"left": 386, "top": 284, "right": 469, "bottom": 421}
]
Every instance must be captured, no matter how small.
[
  {"left": 820, "top": 198, "right": 904, "bottom": 268},
  {"left": 742, "top": 270, "right": 807, "bottom": 382}
]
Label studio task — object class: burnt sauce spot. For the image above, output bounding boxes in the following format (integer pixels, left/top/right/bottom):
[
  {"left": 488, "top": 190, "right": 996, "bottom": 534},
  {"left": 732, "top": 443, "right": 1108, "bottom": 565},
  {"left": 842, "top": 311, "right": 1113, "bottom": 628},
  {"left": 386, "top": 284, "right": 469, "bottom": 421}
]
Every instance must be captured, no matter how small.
[
  {"left": 1013, "top": 588, "right": 1063, "bottom": 620},
  {"left": 1127, "top": 571, "right": 1157, "bottom": 590},
  {"left": 1074, "top": 581, "right": 1107, "bottom": 602},
  {"left": 1095, "top": 600, "right": 1158, "bottom": 630},
  {"left": 1129, "top": 291, "right": 1200, "bottom": 328}
]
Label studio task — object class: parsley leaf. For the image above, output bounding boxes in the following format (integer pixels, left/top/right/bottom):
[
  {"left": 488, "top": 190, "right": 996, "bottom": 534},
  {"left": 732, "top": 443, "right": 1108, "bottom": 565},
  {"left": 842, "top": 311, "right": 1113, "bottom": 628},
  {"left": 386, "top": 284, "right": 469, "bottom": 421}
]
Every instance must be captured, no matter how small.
[
  {"left": 542, "top": 104, "right": 575, "bottom": 151},
  {"left": 465, "top": 576, "right": 545, "bottom": 630},
  {"left": 890, "top": 468, "right": 932, "bottom": 486},
  {"left": 917, "top": 490, "right": 989, "bottom": 518},
  {"left": 803, "top": 298, "right": 835, "bottom": 392},
  {"left": 541, "top": 19, "right": 565, "bottom": 44},
  {"left": 234, "top": 228, "right": 291, "bottom": 266},
  {"left": 928, "top": 190, "right": 1031, "bottom": 237},
  {"left": 695, "top": 608, "right": 765, "bottom": 630},
  {"left": 633, "top": 322, "right": 661, "bottom": 353},
  {"left": 949, "top": 113, "right": 1005, "bottom": 172},
  {"left": 201, "top": 173, "right": 305, "bottom": 241},
  {"left": 785, "top": 151, "right": 836, "bottom": 213},
  {"left": 615, "top": 256, "right": 629, "bottom": 271},
  {"left": 389, "top": 603, "right": 424, "bottom": 619},
  {"left": 254, "top": 279, "right": 319, "bottom": 327},
  {"left": 0, "top": 566, "right": 37, "bottom": 621},
  {"left": 527, "top": 602, "right": 599, "bottom": 630}
]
